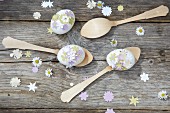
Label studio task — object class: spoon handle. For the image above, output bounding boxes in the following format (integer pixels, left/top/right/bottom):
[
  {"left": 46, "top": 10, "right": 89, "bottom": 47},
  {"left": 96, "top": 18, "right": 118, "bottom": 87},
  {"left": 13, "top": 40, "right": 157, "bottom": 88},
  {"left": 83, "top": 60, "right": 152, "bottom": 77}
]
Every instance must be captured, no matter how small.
[
  {"left": 2, "top": 37, "right": 59, "bottom": 55},
  {"left": 60, "top": 66, "right": 112, "bottom": 102},
  {"left": 114, "top": 5, "right": 169, "bottom": 26}
]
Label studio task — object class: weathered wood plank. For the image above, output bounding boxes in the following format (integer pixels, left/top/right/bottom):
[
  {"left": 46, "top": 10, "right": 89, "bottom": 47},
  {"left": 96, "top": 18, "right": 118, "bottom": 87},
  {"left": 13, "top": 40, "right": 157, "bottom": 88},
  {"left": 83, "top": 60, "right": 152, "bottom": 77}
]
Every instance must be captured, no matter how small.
[
  {"left": 0, "top": 21, "right": 170, "bottom": 62},
  {"left": 0, "top": 61, "right": 169, "bottom": 109},
  {"left": 0, "top": 0, "right": 170, "bottom": 21},
  {"left": 0, "top": 109, "right": 170, "bottom": 113}
]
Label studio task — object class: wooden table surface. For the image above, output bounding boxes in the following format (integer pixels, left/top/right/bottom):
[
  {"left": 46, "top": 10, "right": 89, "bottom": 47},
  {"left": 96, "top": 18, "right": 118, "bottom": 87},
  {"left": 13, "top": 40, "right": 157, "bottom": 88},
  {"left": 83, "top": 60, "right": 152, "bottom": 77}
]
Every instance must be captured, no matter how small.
[{"left": 0, "top": 0, "right": 170, "bottom": 113}]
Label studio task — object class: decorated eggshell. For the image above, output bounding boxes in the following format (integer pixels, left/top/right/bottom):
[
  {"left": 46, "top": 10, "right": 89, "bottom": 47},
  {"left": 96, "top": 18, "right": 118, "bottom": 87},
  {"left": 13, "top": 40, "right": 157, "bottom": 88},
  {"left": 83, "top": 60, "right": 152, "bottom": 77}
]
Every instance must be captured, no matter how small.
[
  {"left": 57, "top": 45, "right": 85, "bottom": 68},
  {"left": 106, "top": 49, "right": 135, "bottom": 70},
  {"left": 50, "top": 9, "right": 75, "bottom": 34}
]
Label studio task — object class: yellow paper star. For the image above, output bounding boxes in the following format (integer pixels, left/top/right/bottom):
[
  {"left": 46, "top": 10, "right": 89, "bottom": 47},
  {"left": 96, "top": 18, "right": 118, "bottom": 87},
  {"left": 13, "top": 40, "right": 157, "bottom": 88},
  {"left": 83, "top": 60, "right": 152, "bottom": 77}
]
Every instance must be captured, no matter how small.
[
  {"left": 129, "top": 96, "right": 139, "bottom": 106},
  {"left": 118, "top": 5, "right": 124, "bottom": 11},
  {"left": 47, "top": 27, "right": 53, "bottom": 34},
  {"left": 25, "top": 51, "right": 32, "bottom": 57}
]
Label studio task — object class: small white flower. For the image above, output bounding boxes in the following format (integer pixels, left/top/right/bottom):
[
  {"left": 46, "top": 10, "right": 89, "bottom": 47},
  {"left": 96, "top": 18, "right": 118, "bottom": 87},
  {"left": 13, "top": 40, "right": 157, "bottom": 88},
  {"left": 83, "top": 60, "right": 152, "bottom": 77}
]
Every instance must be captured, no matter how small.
[
  {"left": 86, "top": 0, "right": 96, "bottom": 9},
  {"left": 61, "top": 16, "right": 70, "bottom": 23},
  {"left": 32, "top": 57, "right": 42, "bottom": 67},
  {"left": 140, "top": 72, "right": 149, "bottom": 82},
  {"left": 33, "top": 12, "right": 41, "bottom": 19},
  {"left": 110, "top": 39, "right": 117, "bottom": 47},
  {"left": 27, "top": 82, "right": 37, "bottom": 92},
  {"left": 102, "top": 6, "right": 112, "bottom": 16},
  {"left": 10, "top": 77, "right": 21, "bottom": 87},
  {"left": 96, "top": 1, "right": 104, "bottom": 9},
  {"left": 45, "top": 68, "right": 53, "bottom": 77},
  {"left": 136, "top": 26, "right": 145, "bottom": 36},
  {"left": 10, "top": 49, "right": 22, "bottom": 59},
  {"left": 158, "top": 90, "right": 168, "bottom": 100}
]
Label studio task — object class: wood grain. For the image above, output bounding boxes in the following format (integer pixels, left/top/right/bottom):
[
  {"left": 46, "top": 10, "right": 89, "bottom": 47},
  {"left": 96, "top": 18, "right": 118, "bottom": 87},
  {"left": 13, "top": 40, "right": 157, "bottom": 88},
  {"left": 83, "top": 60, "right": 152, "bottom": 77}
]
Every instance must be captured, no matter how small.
[{"left": 0, "top": 0, "right": 170, "bottom": 22}]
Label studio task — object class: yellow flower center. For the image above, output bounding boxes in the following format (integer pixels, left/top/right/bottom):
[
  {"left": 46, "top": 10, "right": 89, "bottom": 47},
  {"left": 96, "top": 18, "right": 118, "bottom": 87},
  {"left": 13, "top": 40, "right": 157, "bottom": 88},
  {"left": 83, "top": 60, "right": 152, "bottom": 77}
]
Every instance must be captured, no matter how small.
[
  {"left": 139, "top": 29, "right": 143, "bottom": 33},
  {"left": 98, "top": 3, "right": 102, "bottom": 6},
  {"left": 161, "top": 93, "right": 165, "bottom": 97},
  {"left": 35, "top": 60, "right": 39, "bottom": 64},
  {"left": 112, "top": 41, "right": 116, "bottom": 44},
  {"left": 48, "top": 71, "right": 51, "bottom": 74}
]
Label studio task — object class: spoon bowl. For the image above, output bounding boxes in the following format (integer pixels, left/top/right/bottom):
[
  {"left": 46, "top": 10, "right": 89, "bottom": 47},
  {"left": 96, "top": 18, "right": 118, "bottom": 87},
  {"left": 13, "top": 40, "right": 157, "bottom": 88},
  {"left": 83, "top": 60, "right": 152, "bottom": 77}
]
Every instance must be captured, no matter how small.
[
  {"left": 61, "top": 47, "right": 141, "bottom": 102},
  {"left": 2, "top": 37, "right": 93, "bottom": 67},
  {"left": 81, "top": 5, "right": 169, "bottom": 38}
]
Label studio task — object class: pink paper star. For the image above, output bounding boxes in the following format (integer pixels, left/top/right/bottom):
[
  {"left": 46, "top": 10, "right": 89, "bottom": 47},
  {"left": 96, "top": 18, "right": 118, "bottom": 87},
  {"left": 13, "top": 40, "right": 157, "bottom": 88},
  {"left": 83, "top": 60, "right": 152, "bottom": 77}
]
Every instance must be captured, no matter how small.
[
  {"left": 105, "top": 108, "right": 115, "bottom": 113},
  {"left": 103, "top": 91, "right": 114, "bottom": 102},
  {"left": 79, "top": 92, "right": 88, "bottom": 101},
  {"left": 32, "top": 67, "right": 38, "bottom": 73}
]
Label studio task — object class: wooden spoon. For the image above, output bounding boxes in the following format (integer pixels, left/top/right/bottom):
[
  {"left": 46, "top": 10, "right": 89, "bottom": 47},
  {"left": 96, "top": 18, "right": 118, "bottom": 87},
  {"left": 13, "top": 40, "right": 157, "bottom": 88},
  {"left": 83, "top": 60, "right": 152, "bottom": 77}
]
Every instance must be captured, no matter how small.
[
  {"left": 81, "top": 5, "right": 169, "bottom": 38},
  {"left": 60, "top": 47, "right": 141, "bottom": 102},
  {"left": 2, "top": 37, "right": 93, "bottom": 67}
]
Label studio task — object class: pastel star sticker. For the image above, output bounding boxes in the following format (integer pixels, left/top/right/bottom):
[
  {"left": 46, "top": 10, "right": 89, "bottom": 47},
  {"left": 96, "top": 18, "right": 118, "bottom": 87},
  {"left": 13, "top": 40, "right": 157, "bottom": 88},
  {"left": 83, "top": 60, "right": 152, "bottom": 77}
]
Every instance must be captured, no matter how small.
[
  {"left": 140, "top": 72, "right": 149, "bottom": 82},
  {"left": 25, "top": 51, "right": 32, "bottom": 57},
  {"left": 27, "top": 82, "right": 37, "bottom": 92},
  {"left": 79, "top": 92, "right": 89, "bottom": 101},
  {"left": 47, "top": 27, "right": 53, "bottom": 34},
  {"left": 129, "top": 96, "right": 139, "bottom": 106}
]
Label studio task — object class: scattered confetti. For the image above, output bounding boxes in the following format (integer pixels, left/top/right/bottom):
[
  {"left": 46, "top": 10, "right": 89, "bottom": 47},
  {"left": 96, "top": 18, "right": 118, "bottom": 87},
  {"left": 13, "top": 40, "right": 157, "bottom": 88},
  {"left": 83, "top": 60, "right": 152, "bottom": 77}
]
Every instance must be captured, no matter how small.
[
  {"left": 136, "top": 26, "right": 145, "bottom": 36},
  {"left": 96, "top": 1, "right": 104, "bottom": 9},
  {"left": 32, "top": 67, "right": 39, "bottom": 73},
  {"left": 32, "top": 57, "right": 42, "bottom": 67},
  {"left": 103, "top": 91, "right": 114, "bottom": 102},
  {"left": 41, "top": 0, "right": 53, "bottom": 8},
  {"left": 140, "top": 72, "right": 149, "bottom": 82},
  {"left": 102, "top": 6, "right": 112, "bottom": 16},
  {"left": 118, "top": 5, "right": 124, "bottom": 11},
  {"left": 79, "top": 92, "right": 89, "bottom": 101},
  {"left": 158, "top": 90, "right": 168, "bottom": 100},
  {"left": 27, "top": 82, "right": 38, "bottom": 92},
  {"left": 45, "top": 68, "right": 53, "bottom": 77},
  {"left": 33, "top": 12, "right": 41, "bottom": 19},
  {"left": 70, "top": 83, "right": 74, "bottom": 86},
  {"left": 110, "top": 38, "right": 118, "bottom": 47},
  {"left": 86, "top": 0, "right": 96, "bottom": 9},
  {"left": 10, "top": 77, "right": 21, "bottom": 87},
  {"left": 25, "top": 51, "right": 32, "bottom": 57},
  {"left": 105, "top": 108, "right": 115, "bottom": 113},
  {"left": 10, "top": 49, "right": 23, "bottom": 59},
  {"left": 47, "top": 27, "right": 53, "bottom": 34},
  {"left": 129, "top": 96, "right": 139, "bottom": 106}
]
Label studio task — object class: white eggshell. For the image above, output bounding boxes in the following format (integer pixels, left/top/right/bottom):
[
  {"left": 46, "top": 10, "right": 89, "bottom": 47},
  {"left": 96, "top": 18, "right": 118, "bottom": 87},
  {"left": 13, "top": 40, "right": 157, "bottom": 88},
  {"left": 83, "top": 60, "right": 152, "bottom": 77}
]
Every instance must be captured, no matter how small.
[
  {"left": 106, "top": 49, "right": 135, "bottom": 70},
  {"left": 57, "top": 45, "right": 85, "bottom": 68},
  {"left": 50, "top": 9, "right": 75, "bottom": 34}
]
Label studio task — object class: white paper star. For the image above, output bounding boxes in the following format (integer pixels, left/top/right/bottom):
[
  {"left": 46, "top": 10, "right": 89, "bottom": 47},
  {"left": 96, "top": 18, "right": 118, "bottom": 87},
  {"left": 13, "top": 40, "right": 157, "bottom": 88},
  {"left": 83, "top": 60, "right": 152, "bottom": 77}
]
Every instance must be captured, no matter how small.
[
  {"left": 140, "top": 72, "right": 149, "bottom": 82},
  {"left": 27, "top": 82, "right": 37, "bottom": 92},
  {"left": 41, "top": 0, "right": 53, "bottom": 8}
]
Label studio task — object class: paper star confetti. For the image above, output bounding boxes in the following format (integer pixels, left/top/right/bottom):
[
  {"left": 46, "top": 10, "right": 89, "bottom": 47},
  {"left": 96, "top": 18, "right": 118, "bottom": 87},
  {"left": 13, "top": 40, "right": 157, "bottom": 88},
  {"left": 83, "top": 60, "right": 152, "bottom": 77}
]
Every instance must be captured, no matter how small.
[
  {"left": 136, "top": 26, "right": 145, "bottom": 36},
  {"left": 32, "top": 67, "right": 39, "bottom": 73},
  {"left": 32, "top": 57, "right": 42, "bottom": 67},
  {"left": 110, "top": 38, "right": 118, "bottom": 47},
  {"left": 105, "top": 108, "right": 115, "bottom": 113},
  {"left": 10, "top": 77, "right": 21, "bottom": 87},
  {"left": 45, "top": 68, "right": 53, "bottom": 77},
  {"left": 140, "top": 72, "right": 149, "bottom": 82},
  {"left": 10, "top": 49, "right": 23, "bottom": 59},
  {"left": 118, "top": 5, "right": 124, "bottom": 11},
  {"left": 33, "top": 12, "right": 41, "bottom": 19},
  {"left": 47, "top": 27, "right": 53, "bottom": 34},
  {"left": 25, "top": 51, "right": 32, "bottom": 57},
  {"left": 129, "top": 96, "right": 139, "bottom": 106},
  {"left": 79, "top": 92, "right": 89, "bottom": 101},
  {"left": 86, "top": 0, "right": 96, "bottom": 9},
  {"left": 103, "top": 91, "right": 114, "bottom": 102},
  {"left": 70, "top": 83, "right": 74, "bottom": 86},
  {"left": 27, "top": 82, "right": 37, "bottom": 92},
  {"left": 102, "top": 6, "right": 112, "bottom": 16},
  {"left": 41, "top": 0, "right": 53, "bottom": 8},
  {"left": 158, "top": 90, "right": 169, "bottom": 100},
  {"left": 96, "top": 1, "right": 104, "bottom": 9}
]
